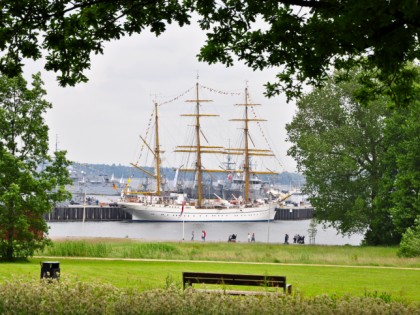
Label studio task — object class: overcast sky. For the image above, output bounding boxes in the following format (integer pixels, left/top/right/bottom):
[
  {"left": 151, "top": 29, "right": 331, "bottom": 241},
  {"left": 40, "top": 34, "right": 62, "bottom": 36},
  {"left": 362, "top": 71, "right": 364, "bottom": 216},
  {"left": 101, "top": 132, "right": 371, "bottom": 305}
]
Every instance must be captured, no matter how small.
[{"left": 24, "top": 21, "right": 298, "bottom": 172}]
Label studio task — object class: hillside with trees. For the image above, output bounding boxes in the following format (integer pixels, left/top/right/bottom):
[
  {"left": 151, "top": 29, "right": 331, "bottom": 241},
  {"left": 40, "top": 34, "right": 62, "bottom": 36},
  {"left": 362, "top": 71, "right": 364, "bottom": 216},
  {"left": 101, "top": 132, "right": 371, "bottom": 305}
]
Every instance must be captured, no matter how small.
[{"left": 70, "top": 163, "right": 305, "bottom": 188}]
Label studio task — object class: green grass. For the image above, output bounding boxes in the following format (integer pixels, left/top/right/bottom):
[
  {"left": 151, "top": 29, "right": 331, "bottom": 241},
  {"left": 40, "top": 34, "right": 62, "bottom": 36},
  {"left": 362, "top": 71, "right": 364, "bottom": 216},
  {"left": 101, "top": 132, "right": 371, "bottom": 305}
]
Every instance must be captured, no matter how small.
[
  {"left": 37, "top": 239, "right": 420, "bottom": 268},
  {"left": 1, "top": 257, "right": 419, "bottom": 302},
  {"left": 1, "top": 239, "right": 419, "bottom": 303}
]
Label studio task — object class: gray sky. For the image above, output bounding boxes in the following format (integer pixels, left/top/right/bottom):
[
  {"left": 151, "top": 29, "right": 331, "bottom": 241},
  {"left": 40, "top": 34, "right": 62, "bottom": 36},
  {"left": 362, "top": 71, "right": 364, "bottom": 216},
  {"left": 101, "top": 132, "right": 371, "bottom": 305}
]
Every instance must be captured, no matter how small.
[{"left": 25, "top": 21, "right": 298, "bottom": 172}]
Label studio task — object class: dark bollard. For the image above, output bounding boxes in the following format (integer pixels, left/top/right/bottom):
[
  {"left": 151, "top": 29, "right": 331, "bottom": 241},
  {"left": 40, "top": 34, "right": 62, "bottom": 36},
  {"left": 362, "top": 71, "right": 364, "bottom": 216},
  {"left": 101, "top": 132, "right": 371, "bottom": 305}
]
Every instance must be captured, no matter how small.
[{"left": 40, "top": 261, "right": 60, "bottom": 280}]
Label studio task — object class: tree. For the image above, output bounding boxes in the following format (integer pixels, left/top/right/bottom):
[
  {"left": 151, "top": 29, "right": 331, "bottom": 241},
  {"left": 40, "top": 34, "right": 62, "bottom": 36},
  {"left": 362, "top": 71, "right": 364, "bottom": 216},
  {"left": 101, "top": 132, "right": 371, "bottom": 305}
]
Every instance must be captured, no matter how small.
[
  {"left": 397, "top": 217, "right": 420, "bottom": 258},
  {"left": 307, "top": 218, "right": 318, "bottom": 245},
  {"left": 0, "top": 1, "right": 419, "bottom": 104},
  {"left": 0, "top": 0, "right": 190, "bottom": 86},
  {"left": 378, "top": 76, "right": 420, "bottom": 238},
  {"left": 194, "top": 0, "right": 420, "bottom": 104},
  {"left": 286, "top": 69, "right": 398, "bottom": 245},
  {"left": 0, "top": 73, "right": 71, "bottom": 261}
]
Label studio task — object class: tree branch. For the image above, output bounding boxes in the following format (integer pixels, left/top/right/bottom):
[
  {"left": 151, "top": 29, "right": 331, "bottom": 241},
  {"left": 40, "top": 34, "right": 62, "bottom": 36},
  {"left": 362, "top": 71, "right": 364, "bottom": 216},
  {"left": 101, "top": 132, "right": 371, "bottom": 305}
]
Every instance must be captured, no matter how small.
[
  {"left": 278, "top": 0, "right": 333, "bottom": 9},
  {"left": 48, "top": 0, "right": 158, "bottom": 19}
]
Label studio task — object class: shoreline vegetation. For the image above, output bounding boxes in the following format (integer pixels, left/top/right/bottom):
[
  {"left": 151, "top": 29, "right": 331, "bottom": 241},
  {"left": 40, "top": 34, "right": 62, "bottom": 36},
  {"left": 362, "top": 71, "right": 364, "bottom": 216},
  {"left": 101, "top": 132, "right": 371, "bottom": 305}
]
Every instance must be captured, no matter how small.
[
  {"left": 1, "top": 238, "right": 419, "bottom": 313},
  {"left": 38, "top": 238, "right": 420, "bottom": 268}
]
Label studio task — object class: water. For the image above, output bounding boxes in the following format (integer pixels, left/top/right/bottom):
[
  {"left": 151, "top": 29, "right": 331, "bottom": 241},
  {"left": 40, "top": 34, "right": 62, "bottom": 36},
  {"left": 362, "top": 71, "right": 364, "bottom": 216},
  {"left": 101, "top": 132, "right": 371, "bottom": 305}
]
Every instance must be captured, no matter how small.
[{"left": 48, "top": 220, "right": 363, "bottom": 246}]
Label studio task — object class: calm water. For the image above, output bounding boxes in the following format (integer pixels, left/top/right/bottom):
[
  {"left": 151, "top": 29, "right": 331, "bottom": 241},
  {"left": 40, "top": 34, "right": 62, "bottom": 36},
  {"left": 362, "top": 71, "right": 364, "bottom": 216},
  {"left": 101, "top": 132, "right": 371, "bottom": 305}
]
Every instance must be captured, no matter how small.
[{"left": 48, "top": 220, "right": 363, "bottom": 246}]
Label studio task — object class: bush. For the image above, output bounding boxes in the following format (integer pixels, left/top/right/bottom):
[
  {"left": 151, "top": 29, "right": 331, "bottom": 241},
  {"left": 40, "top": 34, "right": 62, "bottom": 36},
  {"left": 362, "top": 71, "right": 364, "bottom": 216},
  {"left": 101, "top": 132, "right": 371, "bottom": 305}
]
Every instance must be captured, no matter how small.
[
  {"left": 397, "top": 217, "right": 420, "bottom": 258},
  {"left": 0, "top": 280, "right": 419, "bottom": 315}
]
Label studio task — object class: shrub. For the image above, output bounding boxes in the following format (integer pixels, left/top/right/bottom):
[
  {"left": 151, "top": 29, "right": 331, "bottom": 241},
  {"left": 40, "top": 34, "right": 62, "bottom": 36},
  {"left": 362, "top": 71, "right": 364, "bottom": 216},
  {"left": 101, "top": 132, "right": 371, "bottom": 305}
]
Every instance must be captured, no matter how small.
[
  {"left": 397, "top": 217, "right": 420, "bottom": 258},
  {"left": 0, "top": 280, "right": 419, "bottom": 315}
]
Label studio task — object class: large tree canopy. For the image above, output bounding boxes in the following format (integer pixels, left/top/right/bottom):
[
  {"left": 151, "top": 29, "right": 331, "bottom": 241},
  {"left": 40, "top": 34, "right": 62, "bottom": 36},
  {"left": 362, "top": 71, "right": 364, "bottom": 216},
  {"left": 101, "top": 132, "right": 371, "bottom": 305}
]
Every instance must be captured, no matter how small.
[
  {"left": 286, "top": 70, "right": 393, "bottom": 244},
  {"left": 379, "top": 80, "right": 420, "bottom": 237},
  {"left": 0, "top": 73, "right": 71, "bottom": 261},
  {"left": 0, "top": 1, "right": 419, "bottom": 103},
  {"left": 286, "top": 68, "right": 420, "bottom": 245},
  {"left": 0, "top": 0, "right": 191, "bottom": 86}
]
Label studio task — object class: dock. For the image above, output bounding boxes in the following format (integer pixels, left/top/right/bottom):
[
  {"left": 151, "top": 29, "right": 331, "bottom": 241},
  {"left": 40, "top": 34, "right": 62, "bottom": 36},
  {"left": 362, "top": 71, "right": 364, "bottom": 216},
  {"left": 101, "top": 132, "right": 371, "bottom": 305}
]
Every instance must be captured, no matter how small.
[
  {"left": 45, "top": 206, "right": 132, "bottom": 221},
  {"left": 274, "top": 206, "right": 314, "bottom": 220}
]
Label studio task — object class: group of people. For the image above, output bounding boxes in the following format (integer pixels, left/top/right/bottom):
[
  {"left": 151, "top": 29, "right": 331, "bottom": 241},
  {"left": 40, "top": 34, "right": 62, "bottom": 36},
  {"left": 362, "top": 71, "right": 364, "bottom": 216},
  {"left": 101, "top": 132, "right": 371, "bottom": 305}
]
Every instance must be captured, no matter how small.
[
  {"left": 192, "top": 231, "right": 257, "bottom": 242},
  {"left": 191, "top": 230, "right": 206, "bottom": 241},
  {"left": 284, "top": 233, "right": 305, "bottom": 244},
  {"left": 227, "top": 233, "right": 256, "bottom": 242},
  {"left": 293, "top": 234, "right": 305, "bottom": 244},
  {"left": 190, "top": 230, "right": 304, "bottom": 244},
  {"left": 226, "top": 233, "right": 256, "bottom": 242}
]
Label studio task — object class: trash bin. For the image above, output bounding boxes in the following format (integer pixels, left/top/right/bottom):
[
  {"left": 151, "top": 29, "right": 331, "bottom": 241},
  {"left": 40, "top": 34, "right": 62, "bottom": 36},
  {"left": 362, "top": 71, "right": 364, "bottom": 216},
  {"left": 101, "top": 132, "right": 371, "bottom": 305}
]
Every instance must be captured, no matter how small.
[{"left": 40, "top": 261, "right": 60, "bottom": 280}]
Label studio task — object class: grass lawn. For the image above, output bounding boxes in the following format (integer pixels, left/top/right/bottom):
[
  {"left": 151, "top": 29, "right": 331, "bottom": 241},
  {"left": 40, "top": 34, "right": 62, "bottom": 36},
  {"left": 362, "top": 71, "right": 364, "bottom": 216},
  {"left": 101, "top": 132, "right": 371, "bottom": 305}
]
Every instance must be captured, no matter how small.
[
  {"left": 38, "top": 239, "right": 420, "bottom": 267},
  {"left": 1, "top": 257, "right": 419, "bottom": 303}
]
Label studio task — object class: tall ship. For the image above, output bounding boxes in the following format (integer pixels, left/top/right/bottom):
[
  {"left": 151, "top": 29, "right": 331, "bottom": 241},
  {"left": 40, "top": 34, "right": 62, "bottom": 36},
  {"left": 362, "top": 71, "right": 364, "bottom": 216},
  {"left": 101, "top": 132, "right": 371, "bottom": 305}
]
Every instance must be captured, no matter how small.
[{"left": 118, "top": 82, "right": 289, "bottom": 221}]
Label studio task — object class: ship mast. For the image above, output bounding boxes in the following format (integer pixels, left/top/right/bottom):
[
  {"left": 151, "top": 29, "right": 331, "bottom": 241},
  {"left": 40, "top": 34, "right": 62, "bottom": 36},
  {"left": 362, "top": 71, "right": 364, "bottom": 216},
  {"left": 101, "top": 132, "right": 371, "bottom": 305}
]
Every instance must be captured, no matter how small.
[
  {"left": 230, "top": 87, "right": 276, "bottom": 203},
  {"left": 194, "top": 82, "right": 204, "bottom": 204},
  {"left": 175, "top": 82, "right": 222, "bottom": 208},
  {"left": 154, "top": 100, "right": 162, "bottom": 195},
  {"left": 130, "top": 100, "right": 163, "bottom": 195},
  {"left": 243, "top": 89, "right": 251, "bottom": 202}
]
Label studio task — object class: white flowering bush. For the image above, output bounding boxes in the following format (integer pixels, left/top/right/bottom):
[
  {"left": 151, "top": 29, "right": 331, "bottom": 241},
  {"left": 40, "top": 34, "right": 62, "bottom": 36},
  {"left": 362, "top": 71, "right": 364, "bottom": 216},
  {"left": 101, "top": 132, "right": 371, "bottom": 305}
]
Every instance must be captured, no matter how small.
[{"left": 0, "top": 279, "right": 418, "bottom": 314}]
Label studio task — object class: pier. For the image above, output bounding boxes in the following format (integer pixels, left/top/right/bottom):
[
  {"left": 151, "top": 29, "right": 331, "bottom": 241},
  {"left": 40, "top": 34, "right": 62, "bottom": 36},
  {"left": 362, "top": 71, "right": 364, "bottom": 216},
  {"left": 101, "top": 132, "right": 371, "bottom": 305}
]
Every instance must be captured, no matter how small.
[
  {"left": 45, "top": 206, "right": 132, "bottom": 221},
  {"left": 274, "top": 206, "right": 314, "bottom": 220}
]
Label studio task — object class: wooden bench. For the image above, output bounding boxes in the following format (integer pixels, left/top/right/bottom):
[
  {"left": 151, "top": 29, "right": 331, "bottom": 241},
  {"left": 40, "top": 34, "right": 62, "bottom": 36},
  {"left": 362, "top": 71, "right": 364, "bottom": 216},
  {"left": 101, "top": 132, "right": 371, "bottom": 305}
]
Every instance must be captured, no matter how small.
[{"left": 182, "top": 272, "right": 292, "bottom": 295}]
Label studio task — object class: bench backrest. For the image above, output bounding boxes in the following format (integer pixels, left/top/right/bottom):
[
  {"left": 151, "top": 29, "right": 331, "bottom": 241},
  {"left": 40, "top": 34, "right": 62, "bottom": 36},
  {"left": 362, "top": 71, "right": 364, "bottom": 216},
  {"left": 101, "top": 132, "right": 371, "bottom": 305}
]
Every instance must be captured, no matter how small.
[{"left": 183, "top": 272, "right": 286, "bottom": 289}]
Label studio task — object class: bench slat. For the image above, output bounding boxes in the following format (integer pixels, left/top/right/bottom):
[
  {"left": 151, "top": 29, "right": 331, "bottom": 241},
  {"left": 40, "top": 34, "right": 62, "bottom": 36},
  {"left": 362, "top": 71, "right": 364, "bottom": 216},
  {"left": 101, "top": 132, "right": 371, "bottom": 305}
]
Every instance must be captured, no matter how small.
[
  {"left": 182, "top": 272, "right": 291, "bottom": 294},
  {"left": 184, "top": 278, "right": 285, "bottom": 286},
  {"left": 193, "top": 289, "right": 284, "bottom": 296}
]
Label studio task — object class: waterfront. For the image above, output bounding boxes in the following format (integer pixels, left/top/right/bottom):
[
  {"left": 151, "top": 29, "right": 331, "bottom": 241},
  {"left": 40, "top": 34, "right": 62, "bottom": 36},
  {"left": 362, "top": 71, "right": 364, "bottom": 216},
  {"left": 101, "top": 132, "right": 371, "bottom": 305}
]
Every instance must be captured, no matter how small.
[{"left": 48, "top": 220, "right": 364, "bottom": 246}]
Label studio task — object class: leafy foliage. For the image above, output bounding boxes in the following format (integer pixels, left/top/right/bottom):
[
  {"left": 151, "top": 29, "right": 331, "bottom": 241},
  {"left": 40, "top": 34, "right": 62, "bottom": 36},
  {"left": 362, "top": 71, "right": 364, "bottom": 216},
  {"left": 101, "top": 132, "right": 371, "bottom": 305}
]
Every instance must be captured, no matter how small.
[
  {"left": 398, "top": 217, "right": 420, "bottom": 258},
  {"left": 372, "top": 67, "right": 420, "bottom": 245},
  {"left": 194, "top": 0, "right": 420, "bottom": 104},
  {"left": 287, "top": 67, "right": 420, "bottom": 245},
  {"left": 385, "top": 98, "right": 420, "bottom": 235},
  {"left": 286, "top": 69, "right": 396, "bottom": 244},
  {"left": 1, "top": 280, "right": 419, "bottom": 314},
  {"left": 1, "top": 1, "right": 419, "bottom": 103},
  {"left": 0, "top": 0, "right": 191, "bottom": 86},
  {"left": 0, "top": 73, "right": 72, "bottom": 261}
]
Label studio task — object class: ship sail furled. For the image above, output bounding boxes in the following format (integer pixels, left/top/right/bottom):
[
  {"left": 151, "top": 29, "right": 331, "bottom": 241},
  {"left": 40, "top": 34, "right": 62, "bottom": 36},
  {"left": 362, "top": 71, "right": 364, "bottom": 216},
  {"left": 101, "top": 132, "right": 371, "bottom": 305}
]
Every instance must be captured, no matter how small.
[
  {"left": 228, "top": 87, "right": 279, "bottom": 203},
  {"left": 129, "top": 100, "right": 164, "bottom": 196},
  {"left": 175, "top": 82, "right": 226, "bottom": 208}
]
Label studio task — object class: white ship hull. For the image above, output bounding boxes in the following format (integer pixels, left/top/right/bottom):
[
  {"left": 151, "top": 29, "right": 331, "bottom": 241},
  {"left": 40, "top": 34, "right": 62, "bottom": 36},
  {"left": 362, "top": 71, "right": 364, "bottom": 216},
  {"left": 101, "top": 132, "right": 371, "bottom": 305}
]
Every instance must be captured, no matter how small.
[{"left": 118, "top": 201, "right": 276, "bottom": 222}]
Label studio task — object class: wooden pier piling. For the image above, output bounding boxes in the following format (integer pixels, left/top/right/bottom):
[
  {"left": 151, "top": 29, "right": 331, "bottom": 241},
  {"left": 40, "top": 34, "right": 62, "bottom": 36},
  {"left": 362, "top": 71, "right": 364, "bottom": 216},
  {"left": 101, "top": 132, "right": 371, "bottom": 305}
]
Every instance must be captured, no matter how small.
[
  {"left": 45, "top": 207, "right": 132, "bottom": 221},
  {"left": 274, "top": 207, "right": 314, "bottom": 220}
]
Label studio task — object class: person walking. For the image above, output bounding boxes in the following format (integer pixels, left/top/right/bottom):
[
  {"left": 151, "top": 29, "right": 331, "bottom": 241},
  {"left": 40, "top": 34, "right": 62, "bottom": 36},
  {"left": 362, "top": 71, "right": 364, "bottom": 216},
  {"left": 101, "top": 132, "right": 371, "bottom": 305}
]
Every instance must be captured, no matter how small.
[
  {"left": 201, "top": 230, "right": 206, "bottom": 241},
  {"left": 284, "top": 233, "right": 289, "bottom": 244},
  {"left": 248, "top": 233, "right": 251, "bottom": 242},
  {"left": 251, "top": 232, "right": 255, "bottom": 242},
  {"left": 191, "top": 230, "right": 194, "bottom": 241}
]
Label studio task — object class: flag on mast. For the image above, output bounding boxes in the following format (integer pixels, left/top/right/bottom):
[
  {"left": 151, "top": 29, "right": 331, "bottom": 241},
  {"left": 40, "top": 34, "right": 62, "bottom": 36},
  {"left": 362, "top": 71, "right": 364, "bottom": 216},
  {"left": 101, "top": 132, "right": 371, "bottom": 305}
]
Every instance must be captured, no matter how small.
[{"left": 180, "top": 200, "right": 186, "bottom": 216}]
